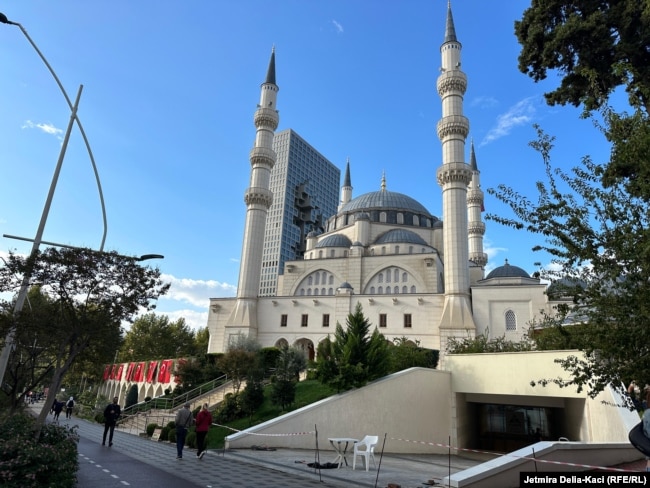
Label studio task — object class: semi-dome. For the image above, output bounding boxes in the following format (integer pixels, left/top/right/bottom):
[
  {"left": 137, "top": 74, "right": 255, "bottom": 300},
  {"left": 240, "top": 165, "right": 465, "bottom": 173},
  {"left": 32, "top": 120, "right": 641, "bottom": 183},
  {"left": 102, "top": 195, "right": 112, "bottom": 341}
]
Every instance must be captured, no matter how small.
[
  {"left": 374, "top": 229, "right": 428, "bottom": 246},
  {"left": 315, "top": 234, "right": 352, "bottom": 248},
  {"left": 340, "top": 189, "right": 432, "bottom": 215},
  {"left": 485, "top": 260, "right": 530, "bottom": 279}
]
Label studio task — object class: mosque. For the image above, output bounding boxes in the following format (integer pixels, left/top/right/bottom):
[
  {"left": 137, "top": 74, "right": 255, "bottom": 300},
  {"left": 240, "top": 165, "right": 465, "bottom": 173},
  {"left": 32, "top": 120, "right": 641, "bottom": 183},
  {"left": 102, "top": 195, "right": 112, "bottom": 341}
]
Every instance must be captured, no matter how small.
[{"left": 205, "top": 3, "right": 557, "bottom": 365}]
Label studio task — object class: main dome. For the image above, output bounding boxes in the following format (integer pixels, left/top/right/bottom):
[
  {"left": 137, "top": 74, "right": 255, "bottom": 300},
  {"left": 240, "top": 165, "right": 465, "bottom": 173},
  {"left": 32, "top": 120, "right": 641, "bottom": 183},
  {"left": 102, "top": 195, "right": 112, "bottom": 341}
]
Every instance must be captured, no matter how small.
[{"left": 339, "top": 189, "right": 432, "bottom": 215}]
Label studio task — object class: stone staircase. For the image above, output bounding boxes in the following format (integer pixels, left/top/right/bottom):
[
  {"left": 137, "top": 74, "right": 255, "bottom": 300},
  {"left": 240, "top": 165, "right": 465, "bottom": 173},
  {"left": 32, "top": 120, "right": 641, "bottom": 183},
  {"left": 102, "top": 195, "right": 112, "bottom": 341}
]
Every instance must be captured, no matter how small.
[{"left": 116, "top": 378, "right": 241, "bottom": 436}]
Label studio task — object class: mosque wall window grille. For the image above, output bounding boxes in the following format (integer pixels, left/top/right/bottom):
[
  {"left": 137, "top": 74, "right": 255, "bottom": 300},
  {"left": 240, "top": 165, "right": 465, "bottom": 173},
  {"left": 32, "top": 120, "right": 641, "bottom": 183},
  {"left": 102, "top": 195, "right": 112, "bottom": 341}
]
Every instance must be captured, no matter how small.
[
  {"left": 505, "top": 310, "right": 517, "bottom": 331},
  {"left": 404, "top": 314, "right": 413, "bottom": 328},
  {"left": 301, "top": 314, "right": 309, "bottom": 327},
  {"left": 322, "top": 314, "right": 330, "bottom": 327},
  {"left": 280, "top": 315, "right": 288, "bottom": 327},
  {"left": 380, "top": 212, "right": 387, "bottom": 223},
  {"left": 379, "top": 314, "right": 387, "bottom": 328},
  {"left": 397, "top": 213, "right": 404, "bottom": 224}
]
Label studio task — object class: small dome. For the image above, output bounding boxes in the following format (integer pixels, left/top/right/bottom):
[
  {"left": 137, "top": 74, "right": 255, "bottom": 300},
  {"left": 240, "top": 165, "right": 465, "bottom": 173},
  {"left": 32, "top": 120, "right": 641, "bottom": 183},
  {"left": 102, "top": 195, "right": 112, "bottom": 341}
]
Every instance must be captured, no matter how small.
[
  {"left": 374, "top": 229, "right": 428, "bottom": 246},
  {"left": 307, "top": 230, "right": 321, "bottom": 238},
  {"left": 315, "top": 234, "right": 352, "bottom": 248},
  {"left": 352, "top": 241, "right": 363, "bottom": 246},
  {"left": 485, "top": 260, "right": 530, "bottom": 279},
  {"left": 338, "top": 282, "right": 353, "bottom": 289}
]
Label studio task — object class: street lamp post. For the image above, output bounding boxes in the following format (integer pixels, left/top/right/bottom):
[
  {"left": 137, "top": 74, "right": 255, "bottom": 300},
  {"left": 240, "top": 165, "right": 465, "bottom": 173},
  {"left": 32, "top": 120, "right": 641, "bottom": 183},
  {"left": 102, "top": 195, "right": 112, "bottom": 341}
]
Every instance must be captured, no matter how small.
[{"left": 0, "top": 12, "right": 107, "bottom": 250}]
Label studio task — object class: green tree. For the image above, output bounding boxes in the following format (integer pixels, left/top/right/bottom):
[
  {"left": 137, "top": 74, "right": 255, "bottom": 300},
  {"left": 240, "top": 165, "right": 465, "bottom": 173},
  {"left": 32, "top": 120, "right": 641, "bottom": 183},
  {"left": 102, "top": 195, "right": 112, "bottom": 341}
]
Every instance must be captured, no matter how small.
[
  {"left": 516, "top": 1, "right": 650, "bottom": 200},
  {"left": 194, "top": 326, "right": 210, "bottom": 355},
  {"left": 269, "top": 345, "right": 306, "bottom": 410},
  {"left": 125, "top": 384, "right": 139, "bottom": 409},
  {"left": 0, "top": 247, "right": 169, "bottom": 433},
  {"left": 516, "top": 0, "right": 650, "bottom": 113},
  {"left": 315, "top": 303, "right": 390, "bottom": 391},
  {"left": 119, "top": 313, "right": 195, "bottom": 362},
  {"left": 217, "top": 335, "right": 260, "bottom": 393},
  {"left": 389, "top": 337, "right": 439, "bottom": 371},
  {"left": 487, "top": 127, "right": 650, "bottom": 404}
]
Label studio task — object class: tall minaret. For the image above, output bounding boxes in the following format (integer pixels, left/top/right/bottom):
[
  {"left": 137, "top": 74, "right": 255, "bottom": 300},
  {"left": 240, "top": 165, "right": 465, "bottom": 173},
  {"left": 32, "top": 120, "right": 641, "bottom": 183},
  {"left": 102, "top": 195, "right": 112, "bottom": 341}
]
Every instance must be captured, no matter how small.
[
  {"left": 338, "top": 158, "right": 353, "bottom": 210},
  {"left": 436, "top": 2, "right": 476, "bottom": 341},
  {"left": 467, "top": 140, "right": 487, "bottom": 268},
  {"left": 226, "top": 48, "right": 279, "bottom": 338}
]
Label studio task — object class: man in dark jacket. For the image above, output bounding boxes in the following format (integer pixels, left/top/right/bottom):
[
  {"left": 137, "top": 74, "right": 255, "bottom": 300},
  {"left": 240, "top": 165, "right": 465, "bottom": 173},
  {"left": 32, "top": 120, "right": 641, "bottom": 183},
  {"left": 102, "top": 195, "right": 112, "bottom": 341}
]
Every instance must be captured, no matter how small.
[{"left": 102, "top": 397, "right": 121, "bottom": 446}]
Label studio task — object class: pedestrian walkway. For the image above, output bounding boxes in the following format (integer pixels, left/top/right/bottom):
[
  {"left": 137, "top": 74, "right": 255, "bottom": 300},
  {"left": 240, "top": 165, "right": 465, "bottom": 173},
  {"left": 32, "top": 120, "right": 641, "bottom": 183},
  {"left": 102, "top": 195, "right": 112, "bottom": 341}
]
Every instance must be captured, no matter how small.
[{"left": 28, "top": 402, "right": 482, "bottom": 487}]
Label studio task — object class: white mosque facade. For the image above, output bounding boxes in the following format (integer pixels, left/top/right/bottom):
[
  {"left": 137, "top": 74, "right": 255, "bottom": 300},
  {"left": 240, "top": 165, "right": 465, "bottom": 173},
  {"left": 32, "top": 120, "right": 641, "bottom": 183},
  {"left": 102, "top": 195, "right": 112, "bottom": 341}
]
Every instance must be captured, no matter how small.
[{"left": 206, "top": 5, "right": 556, "bottom": 362}]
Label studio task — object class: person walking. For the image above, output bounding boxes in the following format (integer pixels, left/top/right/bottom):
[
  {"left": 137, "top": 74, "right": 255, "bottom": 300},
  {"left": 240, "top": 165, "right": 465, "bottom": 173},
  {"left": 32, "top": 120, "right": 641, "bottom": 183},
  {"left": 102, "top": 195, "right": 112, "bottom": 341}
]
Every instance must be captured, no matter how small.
[
  {"left": 175, "top": 402, "right": 194, "bottom": 459},
  {"left": 65, "top": 396, "right": 75, "bottom": 419},
  {"left": 195, "top": 403, "right": 213, "bottom": 460},
  {"left": 102, "top": 397, "right": 121, "bottom": 446},
  {"left": 52, "top": 398, "right": 64, "bottom": 422}
]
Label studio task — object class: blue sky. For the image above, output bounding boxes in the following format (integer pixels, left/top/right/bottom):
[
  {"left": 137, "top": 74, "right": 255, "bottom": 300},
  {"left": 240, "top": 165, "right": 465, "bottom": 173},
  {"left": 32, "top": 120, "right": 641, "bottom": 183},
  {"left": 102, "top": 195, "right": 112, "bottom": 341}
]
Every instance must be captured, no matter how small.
[{"left": 0, "top": 1, "right": 614, "bottom": 331}]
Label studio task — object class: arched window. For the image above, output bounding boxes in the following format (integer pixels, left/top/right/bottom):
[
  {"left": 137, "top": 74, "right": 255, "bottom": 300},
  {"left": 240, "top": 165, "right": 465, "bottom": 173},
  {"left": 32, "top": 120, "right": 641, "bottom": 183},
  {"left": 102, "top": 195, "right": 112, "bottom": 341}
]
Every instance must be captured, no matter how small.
[
  {"left": 315, "top": 273, "right": 320, "bottom": 285},
  {"left": 378, "top": 286, "right": 383, "bottom": 294},
  {"left": 321, "top": 288, "right": 326, "bottom": 295},
  {"left": 330, "top": 249, "right": 335, "bottom": 258},
  {"left": 505, "top": 310, "right": 517, "bottom": 331},
  {"left": 395, "top": 245, "right": 400, "bottom": 254},
  {"left": 410, "top": 285, "right": 416, "bottom": 293},
  {"left": 308, "top": 276, "right": 313, "bottom": 286},
  {"left": 394, "top": 269, "right": 399, "bottom": 282},
  {"left": 319, "top": 250, "right": 323, "bottom": 258},
  {"left": 394, "top": 286, "right": 399, "bottom": 294},
  {"left": 328, "top": 288, "right": 334, "bottom": 295},
  {"left": 386, "top": 271, "right": 391, "bottom": 283},
  {"left": 402, "top": 286, "right": 408, "bottom": 294},
  {"left": 402, "top": 272, "right": 408, "bottom": 282},
  {"left": 385, "top": 287, "right": 391, "bottom": 294},
  {"left": 307, "top": 288, "right": 312, "bottom": 295},
  {"left": 314, "top": 288, "right": 319, "bottom": 296},
  {"left": 300, "top": 288, "right": 305, "bottom": 295},
  {"left": 370, "top": 286, "right": 376, "bottom": 294},
  {"left": 378, "top": 273, "right": 383, "bottom": 283},
  {"left": 329, "top": 275, "right": 334, "bottom": 285},
  {"left": 380, "top": 212, "right": 387, "bottom": 223}
]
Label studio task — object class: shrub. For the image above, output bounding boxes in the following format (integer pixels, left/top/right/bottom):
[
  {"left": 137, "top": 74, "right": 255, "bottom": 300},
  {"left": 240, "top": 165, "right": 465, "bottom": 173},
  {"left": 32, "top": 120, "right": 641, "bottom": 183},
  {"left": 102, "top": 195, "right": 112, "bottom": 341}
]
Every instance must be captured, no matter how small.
[
  {"left": 146, "top": 423, "right": 159, "bottom": 437},
  {"left": 0, "top": 414, "right": 78, "bottom": 487},
  {"left": 95, "top": 413, "right": 105, "bottom": 424},
  {"left": 168, "top": 428, "right": 176, "bottom": 443},
  {"left": 186, "top": 429, "right": 197, "bottom": 448},
  {"left": 160, "top": 426, "right": 170, "bottom": 441}
]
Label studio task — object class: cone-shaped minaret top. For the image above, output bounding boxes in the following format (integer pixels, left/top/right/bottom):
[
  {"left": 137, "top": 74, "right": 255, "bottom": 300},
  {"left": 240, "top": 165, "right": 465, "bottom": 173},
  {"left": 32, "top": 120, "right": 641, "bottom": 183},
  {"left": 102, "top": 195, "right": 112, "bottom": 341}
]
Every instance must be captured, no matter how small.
[
  {"left": 339, "top": 158, "right": 353, "bottom": 210},
  {"left": 444, "top": 0, "right": 458, "bottom": 44},
  {"left": 470, "top": 139, "right": 478, "bottom": 171},
  {"left": 265, "top": 46, "right": 276, "bottom": 85}
]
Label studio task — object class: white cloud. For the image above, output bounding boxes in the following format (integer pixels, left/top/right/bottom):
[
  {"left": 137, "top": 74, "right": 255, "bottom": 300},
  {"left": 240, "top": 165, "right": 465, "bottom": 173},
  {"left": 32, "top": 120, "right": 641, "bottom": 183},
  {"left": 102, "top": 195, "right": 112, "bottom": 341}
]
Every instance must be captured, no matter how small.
[
  {"left": 158, "top": 308, "right": 208, "bottom": 332},
  {"left": 22, "top": 120, "right": 63, "bottom": 137},
  {"left": 470, "top": 96, "right": 498, "bottom": 109},
  {"left": 160, "top": 273, "right": 236, "bottom": 308},
  {"left": 332, "top": 20, "right": 344, "bottom": 33},
  {"left": 480, "top": 97, "right": 536, "bottom": 146}
]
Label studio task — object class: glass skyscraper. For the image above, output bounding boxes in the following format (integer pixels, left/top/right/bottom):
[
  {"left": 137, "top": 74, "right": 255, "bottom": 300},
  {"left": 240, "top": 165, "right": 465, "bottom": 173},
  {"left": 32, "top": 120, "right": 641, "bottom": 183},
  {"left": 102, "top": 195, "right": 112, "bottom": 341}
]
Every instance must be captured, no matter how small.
[{"left": 259, "top": 129, "right": 340, "bottom": 296}]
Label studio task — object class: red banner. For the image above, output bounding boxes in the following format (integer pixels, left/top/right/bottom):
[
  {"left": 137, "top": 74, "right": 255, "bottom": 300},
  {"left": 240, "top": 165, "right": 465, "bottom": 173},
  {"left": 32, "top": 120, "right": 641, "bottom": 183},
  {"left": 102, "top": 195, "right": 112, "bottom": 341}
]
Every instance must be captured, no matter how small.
[
  {"left": 103, "top": 364, "right": 111, "bottom": 381},
  {"left": 115, "top": 364, "right": 124, "bottom": 381},
  {"left": 158, "top": 359, "right": 173, "bottom": 383},
  {"left": 133, "top": 362, "right": 145, "bottom": 382},
  {"left": 125, "top": 362, "right": 135, "bottom": 381},
  {"left": 146, "top": 361, "right": 158, "bottom": 383},
  {"left": 109, "top": 364, "right": 117, "bottom": 380}
]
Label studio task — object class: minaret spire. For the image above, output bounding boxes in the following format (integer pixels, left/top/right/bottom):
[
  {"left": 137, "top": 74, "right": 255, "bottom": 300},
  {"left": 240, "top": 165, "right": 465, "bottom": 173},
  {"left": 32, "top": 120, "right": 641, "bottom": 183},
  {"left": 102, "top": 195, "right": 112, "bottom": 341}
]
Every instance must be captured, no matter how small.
[
  {"left": 227, "top": 47, "right": 280, "bottom": 338},
  {"left": 467, "top": 139, "right": 487, "bottom": 268},
  {"left": 339, "top": 158, "right": 353, "bottom": 210},
  {"left": 436, "top": 1, "right": 476, "bottom": 349}
]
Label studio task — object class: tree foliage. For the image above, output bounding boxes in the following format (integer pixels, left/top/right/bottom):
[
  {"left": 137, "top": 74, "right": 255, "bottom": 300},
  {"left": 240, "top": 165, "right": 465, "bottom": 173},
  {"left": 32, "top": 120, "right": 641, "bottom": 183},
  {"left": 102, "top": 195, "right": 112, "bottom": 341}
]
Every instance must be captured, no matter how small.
[
  {"left": 389, "top": 337, "right": 439, "bottom": 371},
  {"left": 0, "top": 247, "right": 169, "bottom": 431},
  {"left": 217, "top": 336, "right": 261, "bottom": 393},
  {"left": 516, "top": 1, "right": 650, "bottom": 201},
  {"left": 119, "top": 313, "right": 196, "bottom": 362},
  {"left": 487, "top": 127, "right": 650, "bottom": 403},
  {"left": 314, "top": 303, "right": 390, "bottom": 391},
  {"left": 516, "top": 0, "right": 650, "bottom": 113}
]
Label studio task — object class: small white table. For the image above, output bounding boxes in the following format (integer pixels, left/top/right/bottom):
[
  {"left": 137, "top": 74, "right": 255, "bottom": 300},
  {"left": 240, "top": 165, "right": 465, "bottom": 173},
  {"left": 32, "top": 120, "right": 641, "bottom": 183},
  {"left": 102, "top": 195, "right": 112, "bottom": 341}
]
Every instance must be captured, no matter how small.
[{"left": 328, "top": 437, "right": 358, "bottom": 468}]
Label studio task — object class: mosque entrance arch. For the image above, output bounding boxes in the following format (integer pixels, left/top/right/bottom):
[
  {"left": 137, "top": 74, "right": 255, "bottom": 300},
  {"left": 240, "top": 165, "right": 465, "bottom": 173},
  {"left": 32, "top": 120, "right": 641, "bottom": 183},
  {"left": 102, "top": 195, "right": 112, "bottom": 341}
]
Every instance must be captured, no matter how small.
[
  {"left": 275, "top": 338, "right": 289, "bottom": 349},
  {"left": 293, "top": 338, "right": 315, "bottom": 361}
]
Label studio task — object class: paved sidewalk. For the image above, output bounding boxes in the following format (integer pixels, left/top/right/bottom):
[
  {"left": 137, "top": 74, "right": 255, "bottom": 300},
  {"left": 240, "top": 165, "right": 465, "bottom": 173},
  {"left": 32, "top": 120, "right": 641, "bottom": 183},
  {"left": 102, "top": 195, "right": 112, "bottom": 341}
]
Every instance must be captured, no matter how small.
[{"left": 28, "top": 402, "right": 483, "bottom": 487}]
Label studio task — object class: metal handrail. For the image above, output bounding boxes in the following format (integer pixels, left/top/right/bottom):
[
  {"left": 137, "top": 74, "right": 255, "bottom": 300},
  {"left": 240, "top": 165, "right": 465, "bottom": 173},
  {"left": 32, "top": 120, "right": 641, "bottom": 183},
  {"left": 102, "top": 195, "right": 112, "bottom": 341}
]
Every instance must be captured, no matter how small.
[{"left": 121, "top": 374, "right": 229, "bottom": 416}]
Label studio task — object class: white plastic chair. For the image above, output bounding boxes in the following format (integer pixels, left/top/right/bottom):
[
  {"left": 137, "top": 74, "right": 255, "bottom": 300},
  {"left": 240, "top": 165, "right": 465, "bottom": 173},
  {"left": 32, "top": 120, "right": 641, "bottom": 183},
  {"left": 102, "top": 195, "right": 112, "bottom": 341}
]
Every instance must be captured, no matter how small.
[{"left": 353, "top": 435, "right": 378, "bottom": 471}]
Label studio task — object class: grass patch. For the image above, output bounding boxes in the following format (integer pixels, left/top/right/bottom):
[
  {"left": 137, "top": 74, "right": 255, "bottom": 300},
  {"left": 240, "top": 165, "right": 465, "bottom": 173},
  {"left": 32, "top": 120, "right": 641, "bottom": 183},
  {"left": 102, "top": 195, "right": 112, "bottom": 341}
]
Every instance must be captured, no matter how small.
[{"left": 207, "top": 379, "right": 335, "bottom": 449}]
